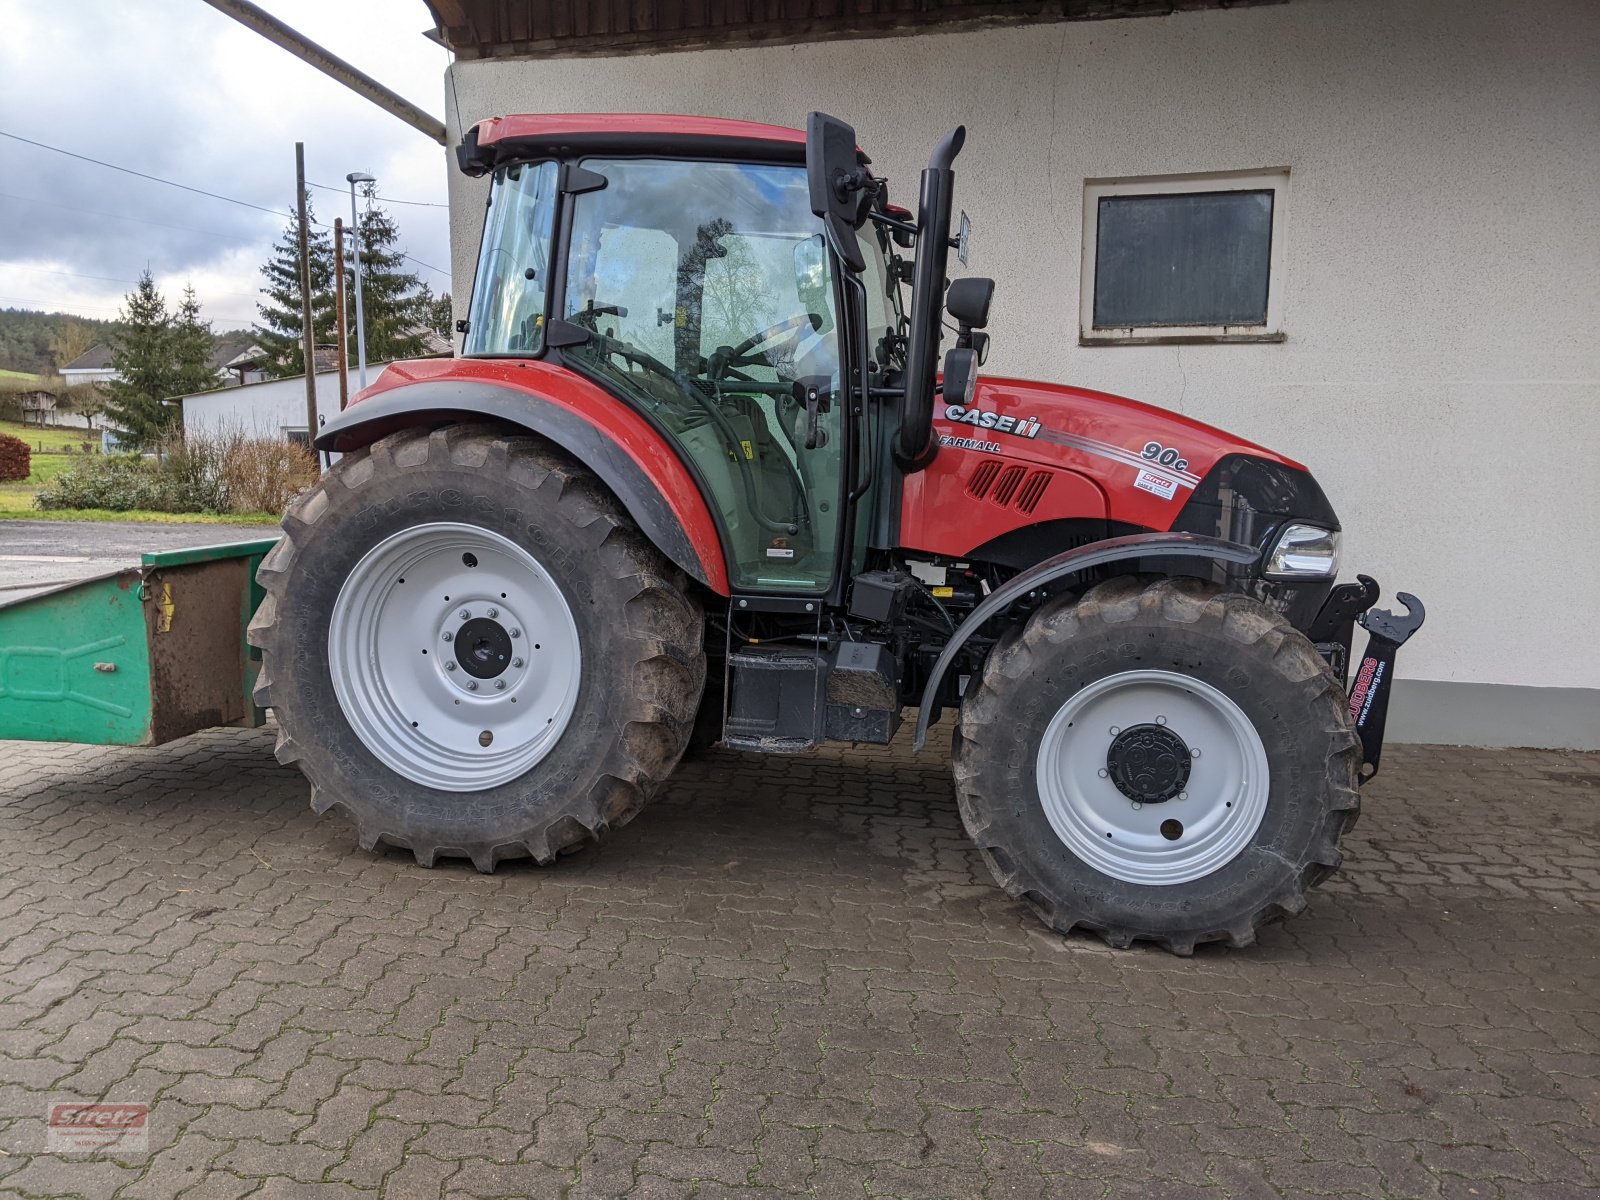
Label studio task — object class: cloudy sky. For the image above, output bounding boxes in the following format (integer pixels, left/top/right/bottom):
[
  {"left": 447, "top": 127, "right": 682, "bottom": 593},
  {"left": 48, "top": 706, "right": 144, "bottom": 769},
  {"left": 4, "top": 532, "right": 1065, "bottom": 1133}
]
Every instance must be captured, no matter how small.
[{"left": 0, "top": 0, "right": 453, "bottom": 333}]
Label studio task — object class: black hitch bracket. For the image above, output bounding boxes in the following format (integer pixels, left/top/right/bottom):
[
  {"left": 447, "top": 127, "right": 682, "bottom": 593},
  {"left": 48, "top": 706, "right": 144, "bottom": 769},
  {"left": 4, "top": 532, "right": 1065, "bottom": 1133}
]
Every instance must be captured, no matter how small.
[{"left": 1345, "top": 588, "right": 1426, "bottom": 784}]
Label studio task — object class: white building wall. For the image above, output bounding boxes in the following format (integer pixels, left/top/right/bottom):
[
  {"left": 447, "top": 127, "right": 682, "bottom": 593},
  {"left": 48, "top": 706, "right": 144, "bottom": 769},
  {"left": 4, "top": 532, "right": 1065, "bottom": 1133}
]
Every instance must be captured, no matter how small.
[
  {"left": 182, "top": 372, "right": 347, "bottom": 442},
  {"left": 443, "top": 0, "right": 1600, "bottom": 746}
]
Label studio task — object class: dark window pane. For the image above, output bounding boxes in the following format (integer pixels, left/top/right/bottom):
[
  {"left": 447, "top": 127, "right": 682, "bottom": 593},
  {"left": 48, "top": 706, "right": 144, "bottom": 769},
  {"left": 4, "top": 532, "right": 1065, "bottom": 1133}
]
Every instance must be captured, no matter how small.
[{"left": 1094, "top": 190, "right": 1273, "bottom": 328}]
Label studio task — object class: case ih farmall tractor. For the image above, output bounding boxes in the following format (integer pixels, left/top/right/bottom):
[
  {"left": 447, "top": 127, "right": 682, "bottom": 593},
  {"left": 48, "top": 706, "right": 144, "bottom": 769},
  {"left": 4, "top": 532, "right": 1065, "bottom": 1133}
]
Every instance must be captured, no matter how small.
[{"left": 251, "top": 112, "right": 1424, "bottom": 953}]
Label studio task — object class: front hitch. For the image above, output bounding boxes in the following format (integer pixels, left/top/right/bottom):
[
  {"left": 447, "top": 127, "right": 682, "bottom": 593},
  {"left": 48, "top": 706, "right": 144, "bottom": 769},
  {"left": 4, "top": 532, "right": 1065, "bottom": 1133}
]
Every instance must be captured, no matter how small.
[
  {"left": 1310, "top": 576, "right": 1425, "bottom": 783},
  {"left": 1349, "top": 592, "right": 1426, "bottom": 782}
]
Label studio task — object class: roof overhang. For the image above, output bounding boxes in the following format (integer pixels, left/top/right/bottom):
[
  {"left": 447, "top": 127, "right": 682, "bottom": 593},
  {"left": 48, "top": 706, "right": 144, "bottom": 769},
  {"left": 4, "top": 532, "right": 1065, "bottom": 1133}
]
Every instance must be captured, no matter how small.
[{"left": 426, "top": 0, "right": 1289, "bottom": 60}]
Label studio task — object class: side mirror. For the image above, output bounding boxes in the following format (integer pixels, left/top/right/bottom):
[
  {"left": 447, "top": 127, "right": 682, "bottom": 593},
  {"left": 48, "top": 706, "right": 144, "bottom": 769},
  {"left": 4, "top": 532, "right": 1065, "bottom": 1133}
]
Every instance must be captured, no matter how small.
[
  {"left": 793, "top": 235, "right": 830, "bottom": 333},
  {"left": 806, "top": 112, "right": 869, "bottom": 273},
  {"left": 946, "top": 277, "right": 994, "bottom": 329},
  {"left": 942, "top": 347, "right": 979, "bottom": 409}
]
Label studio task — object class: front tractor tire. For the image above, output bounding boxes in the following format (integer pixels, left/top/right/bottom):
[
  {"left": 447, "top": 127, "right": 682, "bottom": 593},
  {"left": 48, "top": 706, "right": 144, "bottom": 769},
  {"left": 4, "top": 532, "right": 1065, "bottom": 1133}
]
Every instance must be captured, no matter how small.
[
  {"left": 953, "top": 576, "right": 1360, "bottom": 954},
  {"left": 247, "top": 424, "right": 705, "bottom": 871}
]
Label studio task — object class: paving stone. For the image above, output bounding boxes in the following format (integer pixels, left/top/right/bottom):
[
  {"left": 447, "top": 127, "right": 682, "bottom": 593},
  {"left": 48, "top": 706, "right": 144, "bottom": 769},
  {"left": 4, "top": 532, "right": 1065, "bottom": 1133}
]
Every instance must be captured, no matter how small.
[{"left": 0, "top": 727, "right": 1592, "bottom": 1198}]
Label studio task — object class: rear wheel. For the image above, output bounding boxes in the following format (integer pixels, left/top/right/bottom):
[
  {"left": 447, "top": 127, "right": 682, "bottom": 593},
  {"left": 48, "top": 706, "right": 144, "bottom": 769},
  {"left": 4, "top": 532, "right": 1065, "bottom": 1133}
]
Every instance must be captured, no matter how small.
[
  {"left": 248, "top": 424, "right": 705, "bottom": 871},
  {"left": 953, "top": 575, "right": 1360, "bottom": 954}
]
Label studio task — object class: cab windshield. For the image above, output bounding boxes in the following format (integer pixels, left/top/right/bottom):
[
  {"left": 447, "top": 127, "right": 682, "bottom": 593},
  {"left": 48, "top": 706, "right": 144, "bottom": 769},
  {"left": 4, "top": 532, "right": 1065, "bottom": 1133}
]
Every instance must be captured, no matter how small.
[{"left": 561, "top": 158, "right": 845, "bottom": 591}]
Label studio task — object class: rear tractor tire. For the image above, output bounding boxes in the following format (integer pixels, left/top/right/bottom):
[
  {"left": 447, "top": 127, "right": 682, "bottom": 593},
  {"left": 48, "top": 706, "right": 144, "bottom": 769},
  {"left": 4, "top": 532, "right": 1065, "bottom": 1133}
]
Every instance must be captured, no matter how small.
[
  {"left": 247, "top": 424, "right": 705, "bottom": 871},
  {"left": 953, "top": 575, "right": 1360, "bottom": 954}
]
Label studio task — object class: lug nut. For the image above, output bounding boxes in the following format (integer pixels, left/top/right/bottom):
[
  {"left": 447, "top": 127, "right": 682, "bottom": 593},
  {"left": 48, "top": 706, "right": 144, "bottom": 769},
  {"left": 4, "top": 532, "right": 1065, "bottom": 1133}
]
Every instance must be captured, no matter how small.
[
  {"left": 1109, "top": 726, "right": 1120, "bottom": 737},
  {"left": 459, "top": 608, "right": 471, "bottom": 620},
  {"left": 465, "top": 680, "right": 478, "bottom": 691},
  {"left": 1156, "top": 715, "right": 1167, "bottom": 725},
  {"left": 1097, "top": 768, "right": 1109, "bottom": 778},
  {"left": 511, "top": 658, "right": 523, "bottom": 668},
  {"left": 441, "top": 631, "right": 453, "bottom": 643},
  {"left": 487, "top": 607, "right": 499, "bottom": 618},
  {"left": 445, "top": 662, "right": 457, "bottom": 672},
  {"left": 493, "top": 680, "right": 506, "bottom": 691},
  {"left": 509, "top": 628, "right": 521, "bottom": 639}
]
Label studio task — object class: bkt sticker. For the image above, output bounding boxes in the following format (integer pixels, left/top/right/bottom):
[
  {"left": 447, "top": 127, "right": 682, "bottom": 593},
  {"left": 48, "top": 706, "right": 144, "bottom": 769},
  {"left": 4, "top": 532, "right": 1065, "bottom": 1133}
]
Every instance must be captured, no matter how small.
[{"left": 944, "top": 404, "right": 1042, "bottom": 439}]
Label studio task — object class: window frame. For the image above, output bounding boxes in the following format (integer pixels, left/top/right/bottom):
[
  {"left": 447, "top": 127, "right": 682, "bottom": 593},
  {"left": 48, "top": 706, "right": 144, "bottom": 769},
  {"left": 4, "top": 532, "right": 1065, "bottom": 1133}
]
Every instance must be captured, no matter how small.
[{"left": 1079, "top": 168, "right": 1289, "bottom": 346}]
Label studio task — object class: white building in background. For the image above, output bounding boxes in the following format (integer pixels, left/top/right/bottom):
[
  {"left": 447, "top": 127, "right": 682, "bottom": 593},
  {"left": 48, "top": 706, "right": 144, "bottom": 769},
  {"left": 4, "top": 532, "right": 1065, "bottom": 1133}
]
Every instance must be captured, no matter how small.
[
  {"left": 181, "top": 367, "right": 371, "bottom": 447},
  {"left": 425, "top": 0, "right": 1599, "bottom": 749}
]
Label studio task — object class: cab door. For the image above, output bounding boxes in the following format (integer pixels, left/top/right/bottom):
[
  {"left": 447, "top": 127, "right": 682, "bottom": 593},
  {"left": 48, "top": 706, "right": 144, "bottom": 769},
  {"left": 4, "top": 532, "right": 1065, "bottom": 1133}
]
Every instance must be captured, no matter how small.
[{"left": 559, "top": 157, "right": 848, "bottom": 595}]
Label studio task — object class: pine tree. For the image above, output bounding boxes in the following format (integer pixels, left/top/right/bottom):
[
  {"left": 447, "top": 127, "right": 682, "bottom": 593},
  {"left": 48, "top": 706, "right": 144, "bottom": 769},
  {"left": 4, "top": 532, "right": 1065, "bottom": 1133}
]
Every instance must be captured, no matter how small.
[
  {"left": 351, "top": 186, "right": 427, "bottom": 364},
  {"left": 411, "top": 283, "right": 454, "bottom": 337},
  {"left": 171, "top": 285, "right": 217, "bottom": 399},
  {"left": 104, "top": 271, "right": 179, "bottom": 449},
  {"left": 254, "top": 200, "right": 337, "bottom": 378}
]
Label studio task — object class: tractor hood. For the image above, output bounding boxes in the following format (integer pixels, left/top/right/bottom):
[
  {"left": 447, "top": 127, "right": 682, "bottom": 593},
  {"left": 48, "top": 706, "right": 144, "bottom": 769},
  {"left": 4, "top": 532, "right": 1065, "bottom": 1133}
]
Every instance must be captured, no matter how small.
[
  {"left": 903, "top": 373, "right": 1338, "bottom": 568},
  {"left": 954, "top": 374, "right": 1303, "bottom": 490}
]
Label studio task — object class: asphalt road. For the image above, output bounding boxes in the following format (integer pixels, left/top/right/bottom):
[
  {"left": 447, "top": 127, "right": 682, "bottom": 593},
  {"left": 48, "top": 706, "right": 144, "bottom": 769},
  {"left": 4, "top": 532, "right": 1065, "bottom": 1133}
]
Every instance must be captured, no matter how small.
[{"left": 0, "top": 519, "right": 280, "bottom": 603}]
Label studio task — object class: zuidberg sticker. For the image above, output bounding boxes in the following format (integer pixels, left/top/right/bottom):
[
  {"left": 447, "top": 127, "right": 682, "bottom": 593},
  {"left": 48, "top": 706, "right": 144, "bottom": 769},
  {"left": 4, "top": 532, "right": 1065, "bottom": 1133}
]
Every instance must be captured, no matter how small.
[{"left": 1134, "top": 469, "right": 1179, "bottom": 500}]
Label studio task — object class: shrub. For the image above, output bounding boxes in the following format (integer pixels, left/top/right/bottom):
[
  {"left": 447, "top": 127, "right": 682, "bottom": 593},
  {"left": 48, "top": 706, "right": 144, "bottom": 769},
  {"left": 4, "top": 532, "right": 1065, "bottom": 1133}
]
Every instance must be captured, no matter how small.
[
  {"left": 160, "top": 433, "right": 233, "bottom": 513},
  {"left": 221, "top": 437, "right": 320, "bottom": 515},
  {"left": 33, "top": 431, "right": 318, "bottom": 515},
  {"left": 36, "top": 453, "right": 168, "bottom": 511},
  {"left": 0, "top": 434, "right": 29, "bottom": 483},
  {"left": 36, "top": 453, "right": 166, "bottom": 511}
]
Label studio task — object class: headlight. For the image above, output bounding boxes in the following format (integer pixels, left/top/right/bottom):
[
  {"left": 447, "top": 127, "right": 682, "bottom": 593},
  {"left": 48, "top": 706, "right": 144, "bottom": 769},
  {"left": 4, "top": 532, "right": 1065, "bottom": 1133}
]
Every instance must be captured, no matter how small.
[{"left": 1264, "top": 523, "right": 1340, "bottom": 578}]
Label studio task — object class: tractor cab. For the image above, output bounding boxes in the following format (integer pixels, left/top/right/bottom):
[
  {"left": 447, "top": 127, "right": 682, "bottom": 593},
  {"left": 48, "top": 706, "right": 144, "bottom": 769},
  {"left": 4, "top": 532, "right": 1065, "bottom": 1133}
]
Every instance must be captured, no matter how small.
[{"left": 456, "top": 116, "right": 914, "bottom": 599}]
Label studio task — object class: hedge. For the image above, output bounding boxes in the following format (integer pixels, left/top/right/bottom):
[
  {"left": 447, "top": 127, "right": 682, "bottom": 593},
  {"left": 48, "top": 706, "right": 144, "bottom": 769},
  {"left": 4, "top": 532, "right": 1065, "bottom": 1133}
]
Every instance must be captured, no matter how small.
[{"left": 0, "top": 433, "right": 29, "bottom": 483}]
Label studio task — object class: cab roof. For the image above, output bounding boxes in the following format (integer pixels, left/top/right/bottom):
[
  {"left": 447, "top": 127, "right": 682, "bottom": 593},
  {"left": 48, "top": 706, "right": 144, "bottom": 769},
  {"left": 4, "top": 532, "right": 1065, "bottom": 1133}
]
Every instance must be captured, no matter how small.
[{"left": 457, "top": 113, "right": 811, "bottom": 176}]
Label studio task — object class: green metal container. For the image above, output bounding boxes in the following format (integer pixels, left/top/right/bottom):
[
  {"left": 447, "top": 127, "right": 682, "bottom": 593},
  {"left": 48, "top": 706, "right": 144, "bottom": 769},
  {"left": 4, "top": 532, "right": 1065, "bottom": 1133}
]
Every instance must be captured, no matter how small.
[{"left": 0, "top": 539, "right": 279, "bottom": 746}]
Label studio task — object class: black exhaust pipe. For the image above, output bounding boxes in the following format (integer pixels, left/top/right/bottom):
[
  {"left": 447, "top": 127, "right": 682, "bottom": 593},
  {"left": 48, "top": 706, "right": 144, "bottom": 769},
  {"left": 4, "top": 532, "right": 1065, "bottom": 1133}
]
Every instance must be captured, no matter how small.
[{"left": 895, "top": 125, "right": 965, "bottom": 471}]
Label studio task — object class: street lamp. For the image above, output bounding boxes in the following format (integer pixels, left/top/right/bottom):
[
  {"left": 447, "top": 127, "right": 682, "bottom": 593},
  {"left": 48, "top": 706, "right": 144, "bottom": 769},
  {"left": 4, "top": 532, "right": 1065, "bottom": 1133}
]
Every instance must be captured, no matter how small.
[{"left": 346, "top": 171, "right": 376, "bottom": 389}]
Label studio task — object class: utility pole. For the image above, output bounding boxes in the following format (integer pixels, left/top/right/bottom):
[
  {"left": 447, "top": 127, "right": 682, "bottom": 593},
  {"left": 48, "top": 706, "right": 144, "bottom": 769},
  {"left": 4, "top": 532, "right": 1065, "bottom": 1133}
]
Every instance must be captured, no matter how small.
[
  {"left": 333, "top": 218, "right": 350, "bottom": 412},
  {"left": 295, "top": 143, "right": 320, "bottom": 468}
]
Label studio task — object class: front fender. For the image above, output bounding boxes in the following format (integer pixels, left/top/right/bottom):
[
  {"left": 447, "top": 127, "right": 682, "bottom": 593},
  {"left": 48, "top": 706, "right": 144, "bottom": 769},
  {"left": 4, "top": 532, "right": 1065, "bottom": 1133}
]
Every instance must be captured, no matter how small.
[
  {"left": 316, "top": 364, "right": 729, "bottom": 594},
  {"left": 912, "top": 532, "right": 1259, "bottom": 749}
]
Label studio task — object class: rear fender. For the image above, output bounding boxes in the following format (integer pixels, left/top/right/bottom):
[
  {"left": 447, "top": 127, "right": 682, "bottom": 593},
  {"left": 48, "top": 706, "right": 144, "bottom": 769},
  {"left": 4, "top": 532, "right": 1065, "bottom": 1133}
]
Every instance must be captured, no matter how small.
[
  {"left": 912, "top": 532, "right": 1259, "bottom": 749},
  {"left": 315, "top": 370, "right": 730, "bottom": 594}
]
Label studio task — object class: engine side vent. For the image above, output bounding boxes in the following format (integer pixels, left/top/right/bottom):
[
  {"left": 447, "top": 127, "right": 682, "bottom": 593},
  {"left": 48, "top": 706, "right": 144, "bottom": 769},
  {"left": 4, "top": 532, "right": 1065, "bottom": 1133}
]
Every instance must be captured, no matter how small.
[
  {"left": 966, "top": 459, "right": 1001, "bottom": 499},
  {"left": 1015, "top": 470, "right": 1053, "bottom": 514},
  {"left": 991, "top": 465, "right": 1027, "bottom": 507}
]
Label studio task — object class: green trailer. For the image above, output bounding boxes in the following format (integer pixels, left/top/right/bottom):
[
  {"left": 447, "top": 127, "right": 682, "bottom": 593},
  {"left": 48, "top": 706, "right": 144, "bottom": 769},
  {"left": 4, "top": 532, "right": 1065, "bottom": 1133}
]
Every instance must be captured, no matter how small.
[{"left": 0, "top": 539, "right": 278, "bottom": 746}]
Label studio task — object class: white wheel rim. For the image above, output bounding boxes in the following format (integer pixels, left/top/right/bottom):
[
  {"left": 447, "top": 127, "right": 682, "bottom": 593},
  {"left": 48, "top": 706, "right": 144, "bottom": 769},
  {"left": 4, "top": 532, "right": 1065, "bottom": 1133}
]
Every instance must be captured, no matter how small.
[
  {"left": 328, "top": 522, "right": 582, "bottom": 792},
  {"left": 1034, "top": 669, "right": 1270, "bottom": 886}
]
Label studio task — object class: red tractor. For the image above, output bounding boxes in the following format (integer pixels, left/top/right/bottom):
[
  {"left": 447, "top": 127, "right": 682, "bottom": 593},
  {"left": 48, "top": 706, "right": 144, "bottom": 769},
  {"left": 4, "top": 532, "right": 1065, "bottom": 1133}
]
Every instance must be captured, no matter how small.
[{"left": 252, "top": 112, "right": 1423, "bottom": 953}]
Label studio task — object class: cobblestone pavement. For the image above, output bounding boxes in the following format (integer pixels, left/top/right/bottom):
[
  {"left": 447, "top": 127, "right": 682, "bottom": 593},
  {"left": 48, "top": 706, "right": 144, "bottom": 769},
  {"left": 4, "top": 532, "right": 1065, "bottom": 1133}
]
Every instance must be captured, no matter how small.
[{"left": 0, "top": 725, "right": 1595, "bottom": 1199}]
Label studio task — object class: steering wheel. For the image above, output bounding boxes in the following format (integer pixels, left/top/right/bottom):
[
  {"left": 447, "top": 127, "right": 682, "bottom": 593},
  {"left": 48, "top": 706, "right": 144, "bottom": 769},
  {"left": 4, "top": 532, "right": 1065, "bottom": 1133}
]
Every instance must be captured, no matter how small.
[
  {"left": 708, "top": 313, "right": 819, "bottom": 381},
  {"left": 585, "top": 332, "right": 811, "bottom": 537}
]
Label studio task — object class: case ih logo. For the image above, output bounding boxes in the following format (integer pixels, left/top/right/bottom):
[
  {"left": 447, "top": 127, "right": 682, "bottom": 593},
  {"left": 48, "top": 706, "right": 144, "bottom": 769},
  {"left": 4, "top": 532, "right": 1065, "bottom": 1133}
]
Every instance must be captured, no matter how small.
[
  {"left": 943, "top": 404, "right": 1042, "bottom": 439},
  {"left": 47, "top": 1103, "right": 148, "bottom": 1153}
]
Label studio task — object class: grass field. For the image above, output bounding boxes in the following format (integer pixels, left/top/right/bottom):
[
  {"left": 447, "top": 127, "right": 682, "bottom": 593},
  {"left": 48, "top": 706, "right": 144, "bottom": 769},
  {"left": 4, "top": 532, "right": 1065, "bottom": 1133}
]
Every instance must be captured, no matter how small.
[
  {"left": 0, "top": 369, "right": 43, "bottom": 383},
  {"left": 0, "top": 419, "right": 96, "bottom": 453},
  {"left": 0, "top": 493, "right": 278, "bottom": 524}
]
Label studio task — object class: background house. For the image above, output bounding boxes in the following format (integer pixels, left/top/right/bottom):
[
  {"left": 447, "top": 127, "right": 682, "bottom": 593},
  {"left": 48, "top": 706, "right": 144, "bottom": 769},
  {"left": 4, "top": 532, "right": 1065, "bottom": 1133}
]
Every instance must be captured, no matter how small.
[{"left": 426, "top": 0, "right": 1599, "bottom": 749}]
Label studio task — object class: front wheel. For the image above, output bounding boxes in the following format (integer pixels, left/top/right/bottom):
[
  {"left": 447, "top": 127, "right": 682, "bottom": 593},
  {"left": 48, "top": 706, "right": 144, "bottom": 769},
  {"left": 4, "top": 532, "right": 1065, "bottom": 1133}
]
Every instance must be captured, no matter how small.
[{"left": 952, "top": 576, "right": 1360, "bottom": 954}]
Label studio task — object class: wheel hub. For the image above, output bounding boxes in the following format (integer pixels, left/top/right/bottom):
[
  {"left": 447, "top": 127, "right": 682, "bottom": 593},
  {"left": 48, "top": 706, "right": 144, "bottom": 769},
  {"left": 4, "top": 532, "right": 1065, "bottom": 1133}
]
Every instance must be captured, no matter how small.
[
  {"left": 454, "top": 616, "right": 514, "bottom": 680},
  {"left": 1106, "top": 723, "right": 1191, "bottom": 804}
]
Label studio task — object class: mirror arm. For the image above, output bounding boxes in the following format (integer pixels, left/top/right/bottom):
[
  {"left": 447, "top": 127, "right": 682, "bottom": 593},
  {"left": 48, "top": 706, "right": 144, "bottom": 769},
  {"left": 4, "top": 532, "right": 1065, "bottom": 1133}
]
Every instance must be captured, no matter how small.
[{"left": 866, "top": 210, "right": 918, "bottom": 239}]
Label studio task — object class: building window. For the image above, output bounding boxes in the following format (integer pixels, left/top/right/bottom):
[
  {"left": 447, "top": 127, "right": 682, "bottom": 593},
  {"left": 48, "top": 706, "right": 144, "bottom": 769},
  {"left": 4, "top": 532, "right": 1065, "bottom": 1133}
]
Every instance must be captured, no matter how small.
[
  {"left": 284, "top": 428, "right": 311, "bottom": 448},
  {"left": 1080, "top": 170, "right": 1288, "bottom": 344}
]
